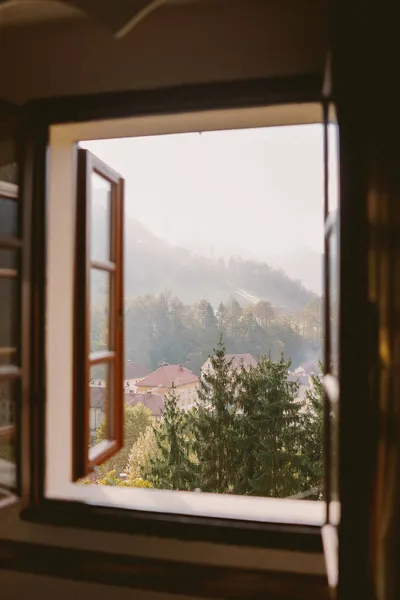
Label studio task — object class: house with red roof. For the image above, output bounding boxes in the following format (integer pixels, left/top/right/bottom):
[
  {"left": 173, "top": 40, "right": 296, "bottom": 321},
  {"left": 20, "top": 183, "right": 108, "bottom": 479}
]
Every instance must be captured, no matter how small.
[
  {"left": 124, "top": 361, "right": 151, "bottom": 391},
  {"left": 125, "top": 390, "right": 166, "bottom": 419},
  {"left": 136, "top": 364, "right": 199, "bottom": 408}
]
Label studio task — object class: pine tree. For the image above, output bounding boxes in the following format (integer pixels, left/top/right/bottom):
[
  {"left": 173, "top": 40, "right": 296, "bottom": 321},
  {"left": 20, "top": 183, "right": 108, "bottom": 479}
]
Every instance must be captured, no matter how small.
[
  {"left": 234, "top": 355, "right": 306, "bottom": 497},
  {"left": 191, "top": 336, "right": 240, "bottom": 493},
  {"left": 145, "top": 385, "right": 196, "bottom": 490},
  {"left": 298, "top": 369, "right": 324, "bottom": 496}
]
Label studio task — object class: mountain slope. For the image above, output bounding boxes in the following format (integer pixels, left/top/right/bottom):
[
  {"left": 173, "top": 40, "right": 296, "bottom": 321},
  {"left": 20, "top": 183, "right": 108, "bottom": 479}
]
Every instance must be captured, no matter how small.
[
  {"left": 123, "top": 218, "right": 317, "bottom": 312},
  {"left": 268, "top": 247, "right": 323, "bottom": 295}
]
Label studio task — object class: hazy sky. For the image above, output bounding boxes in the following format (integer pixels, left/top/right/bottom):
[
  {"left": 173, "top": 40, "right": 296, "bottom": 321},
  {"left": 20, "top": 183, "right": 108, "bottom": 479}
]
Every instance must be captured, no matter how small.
[{"left": 82, "top": 124, "right": 335, "bottom": 261}]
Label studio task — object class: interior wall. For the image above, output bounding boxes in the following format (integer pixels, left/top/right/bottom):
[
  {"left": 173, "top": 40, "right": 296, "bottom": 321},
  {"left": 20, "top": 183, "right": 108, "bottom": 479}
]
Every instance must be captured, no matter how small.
[
  {"left": 0, "top": 570, "right": 214, "bottom": 600},
  {"left": 0, "top": 2, "right": 327, "bottom": 595},
  {"left": 1, "top": 0, "right": 326, "bottom": 104}
]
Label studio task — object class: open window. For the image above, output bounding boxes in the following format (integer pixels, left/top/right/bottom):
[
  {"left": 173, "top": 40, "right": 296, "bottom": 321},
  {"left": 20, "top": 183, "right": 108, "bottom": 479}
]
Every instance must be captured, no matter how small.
[
  {"left": 43, "top": 103, "right": 333, "bottom": 531},
  {"left": 73, "top": 150, "right": 125, "bottom": 479},
  {"left": 0, "top": 180, "right": 20, "bottom": 494}
]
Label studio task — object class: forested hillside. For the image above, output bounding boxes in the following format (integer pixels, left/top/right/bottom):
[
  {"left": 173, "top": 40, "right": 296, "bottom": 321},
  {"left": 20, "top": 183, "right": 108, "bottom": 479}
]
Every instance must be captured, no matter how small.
[
  {"left": 122, "top": 218, "right": 316, "bottom": 310},
  {"left": 91, "top": 215, "right": 322, "bottom": 374},
  {"left": 122, "top": 294, "right": 321, "bottom": 375}
]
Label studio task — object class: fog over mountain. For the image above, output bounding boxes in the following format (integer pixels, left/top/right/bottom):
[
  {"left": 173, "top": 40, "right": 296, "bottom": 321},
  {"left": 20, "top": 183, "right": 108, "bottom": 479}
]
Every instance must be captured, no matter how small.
[{"left": 81, "top": 123, "right": 325, "bottom": 277}]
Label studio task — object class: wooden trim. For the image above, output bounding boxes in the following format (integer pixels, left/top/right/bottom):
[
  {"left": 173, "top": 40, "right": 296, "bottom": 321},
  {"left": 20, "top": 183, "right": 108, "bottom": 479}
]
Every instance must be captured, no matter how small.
[
  {"left": 73, "top": 150, "right": 125, "bottom": 479},
  {"left": 24, "top": 73, "right": 323, "bottom": 126},
  {"left": 0, "top": 348, "right": 17, "bottom": 358},
  {"left": 73, "top": 149, "right": 89, "bottom": 480},
  {"left": 0, "top": 181, "right": 18, "bottom": 200},
  {"left": 21, "top": 74, "right": 328, "bottom": 551},
  {"left": 0, "top": 237, "right": 22, "bottom": 250},
  {"left": 90, "top": 260, "right": 116, "bottom": 272},
  {"left": 322, "top": 524, "right": 338, "bottom": 590},
  {"left": 0, "top": 538, "right": 328, "bottom": 600},
  {"left": 18, "top": 120, "right": 47, "bottom": 504},
  {"left": 22, "top": 498, "right": 323, "bottom": 553},
  {"left": 88, "top": 439, "right": 118, "bottom": 468},
  {"left": 322, "top": 101, "right": 332, "bottom": 522},
  {"left": 0, "top": 425, "right": 15, "bottom": 442},
  {"left": 0, "top": 268, "right": 18, "bottom": 278},
  {"left": 89, "top": 350, "right": 115, "bottom": 365},
  {"left": 114, "top": 173, "right": 124, "bottom": 453},
  {"left": 0, "top": 366, "right": 21, "bottom": 380}
]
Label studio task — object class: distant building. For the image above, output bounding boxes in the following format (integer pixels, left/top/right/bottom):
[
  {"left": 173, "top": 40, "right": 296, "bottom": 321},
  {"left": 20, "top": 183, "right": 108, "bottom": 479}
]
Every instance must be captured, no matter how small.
[
  {"left": 124, "top": 361, "right": 151, "bottom": 392},
  {"left": 136, "top": 364, "right": 199, "bottom": 408},
  {"left": 125, "top": 390, "right": 165, "bottom": 419},
  {"left": 89, "top": 386, "right": 106, "bottom": 442},
  {"left": 294, "top": 361, "right": 318, "bottom": 377},
  {"left": 201, "top": 353, "right": 257, "bottom": 376}
]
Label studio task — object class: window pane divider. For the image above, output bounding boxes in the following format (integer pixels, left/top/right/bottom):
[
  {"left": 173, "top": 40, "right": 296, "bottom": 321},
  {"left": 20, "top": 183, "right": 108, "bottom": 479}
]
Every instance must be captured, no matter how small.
[
  {"left": 90, "top": 260, "right": 116, "bottom": 272},
  {"left": 0, "top": 181, "right": 18, "bottom": 199},
  {"left": 88, "top": 439, "right": 118, "bottom": 467},
  {"left": 0, "top": 268, "right": 18, "bottom": 278},
  {"left": 0, "top": 237, "right": 22, "bottom": 250},
  {"left": 0, "top": 366, "right": 21, "bottom": 380},
  {"left": 0, "top": 347, "right": 17, "bottom": 357},
  {"left": 0, "top": 425, "right": 15, "bottom": 442},
  {"left": 89, "top": 350, "right": 115, "bottom": 365}
]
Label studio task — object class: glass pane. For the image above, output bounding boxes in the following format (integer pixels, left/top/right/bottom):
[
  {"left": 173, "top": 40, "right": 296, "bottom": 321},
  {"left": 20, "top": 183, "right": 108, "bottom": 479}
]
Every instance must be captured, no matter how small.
[
  {"left": 329, "top": 218, "right": 339, "bottom": 375},
  {"left": 0, "top": 277, "right": 18, "bottom": 349},
  {"left": 90, "top": 269, "right": 111, "bottom": 353},
  {"left": 89, "top": 363, "right": 113, "bottom": 448},
  {"left": 0, "top": 196, "right": 18, "bottom": 238},
  {"left": 328, "top": 105, "right": 340, "bottom": 215},
  {"left": 0, "top": 379, "right": 17, "bottom": 490},
  {"left": 0, "top": 250, "right": 18, "bottom": 270},
  {"left": 91, "top": 172, "right": 111, "bottom": 263}
]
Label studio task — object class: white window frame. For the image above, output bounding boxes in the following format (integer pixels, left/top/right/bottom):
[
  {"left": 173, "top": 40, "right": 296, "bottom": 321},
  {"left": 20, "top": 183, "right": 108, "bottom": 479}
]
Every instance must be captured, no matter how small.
[{"left": 46, "top": 102, "right": 332, "bottom": 526}]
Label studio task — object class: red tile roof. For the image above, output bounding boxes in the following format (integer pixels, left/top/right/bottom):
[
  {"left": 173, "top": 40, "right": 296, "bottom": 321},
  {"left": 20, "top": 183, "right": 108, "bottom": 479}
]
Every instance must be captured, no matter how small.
[
  {"left": 138, "top": 364, "right": 198, "bottom": 389},
  {"left": 124, "top": 361, "right": 151, "bottom": 380},
  {"left": 125, "top": 391, "right": 165, "bottom": 417}
]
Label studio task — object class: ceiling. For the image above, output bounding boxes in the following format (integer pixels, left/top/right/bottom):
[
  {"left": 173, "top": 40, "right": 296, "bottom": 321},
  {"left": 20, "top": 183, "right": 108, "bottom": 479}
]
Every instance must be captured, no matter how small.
[
  {"left": 0, "top": 0, "right": 198, "bottom": 34},
  {"left": 0, "top": 0, "right": 83, "bottom": 25}
]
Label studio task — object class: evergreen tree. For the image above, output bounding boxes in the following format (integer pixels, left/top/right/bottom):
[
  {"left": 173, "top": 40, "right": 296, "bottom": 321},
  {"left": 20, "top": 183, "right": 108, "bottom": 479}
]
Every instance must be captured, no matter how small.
[
  {"left": 191, "top": 337, "right": 240, "bottom": 493},
  {"left": 145, "top": 385, "right": 196, "bottom": 490},
  {"left": 215, "top": 302, "right": 227, "bottom": 333},
  {"left": 297, "top": 370, "right": 324, "bottom": 496},
  {"left": 234, "top": 355, "right": 306, "bottom": 497}
]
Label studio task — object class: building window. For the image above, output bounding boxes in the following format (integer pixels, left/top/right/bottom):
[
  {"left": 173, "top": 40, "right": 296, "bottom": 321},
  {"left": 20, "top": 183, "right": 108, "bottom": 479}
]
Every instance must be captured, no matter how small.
[{"left": 44, "top": 103, "right": 334, "bottom": 527}]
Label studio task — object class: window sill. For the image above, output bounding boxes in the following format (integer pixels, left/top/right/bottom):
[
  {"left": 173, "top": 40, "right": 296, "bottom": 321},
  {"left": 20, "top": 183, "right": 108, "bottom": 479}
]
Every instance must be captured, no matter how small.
[
  {"left": 50, "top": 483, "right": 325, "bottom": 526},
  {"left": 22, "top": 487, "right": 328, "bottom": 553}
]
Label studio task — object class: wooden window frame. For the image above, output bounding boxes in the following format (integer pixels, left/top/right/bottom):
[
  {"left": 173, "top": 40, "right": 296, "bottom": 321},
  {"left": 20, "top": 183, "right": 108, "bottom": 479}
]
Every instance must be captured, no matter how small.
[
  {"left": 16, "top": 75, "right": 329, "bottom": 558},
  {"left": 73, "top": 150, "right": 124, "bottom": 480},
  {"left": 0, "top": 180, "right": 21, "bottom": 493}
]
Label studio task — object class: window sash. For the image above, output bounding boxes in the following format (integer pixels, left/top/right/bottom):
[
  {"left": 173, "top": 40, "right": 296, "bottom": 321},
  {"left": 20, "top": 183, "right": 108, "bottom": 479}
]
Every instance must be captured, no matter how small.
[
  {"left": 323, "top": 101, "right": 340, "bottom": 524},
  {"left": 73, "top": 149, "right": 124, "bottom": 480},
  {"left": 0, "top": 181, "right": 21, "bottom": 493}
]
